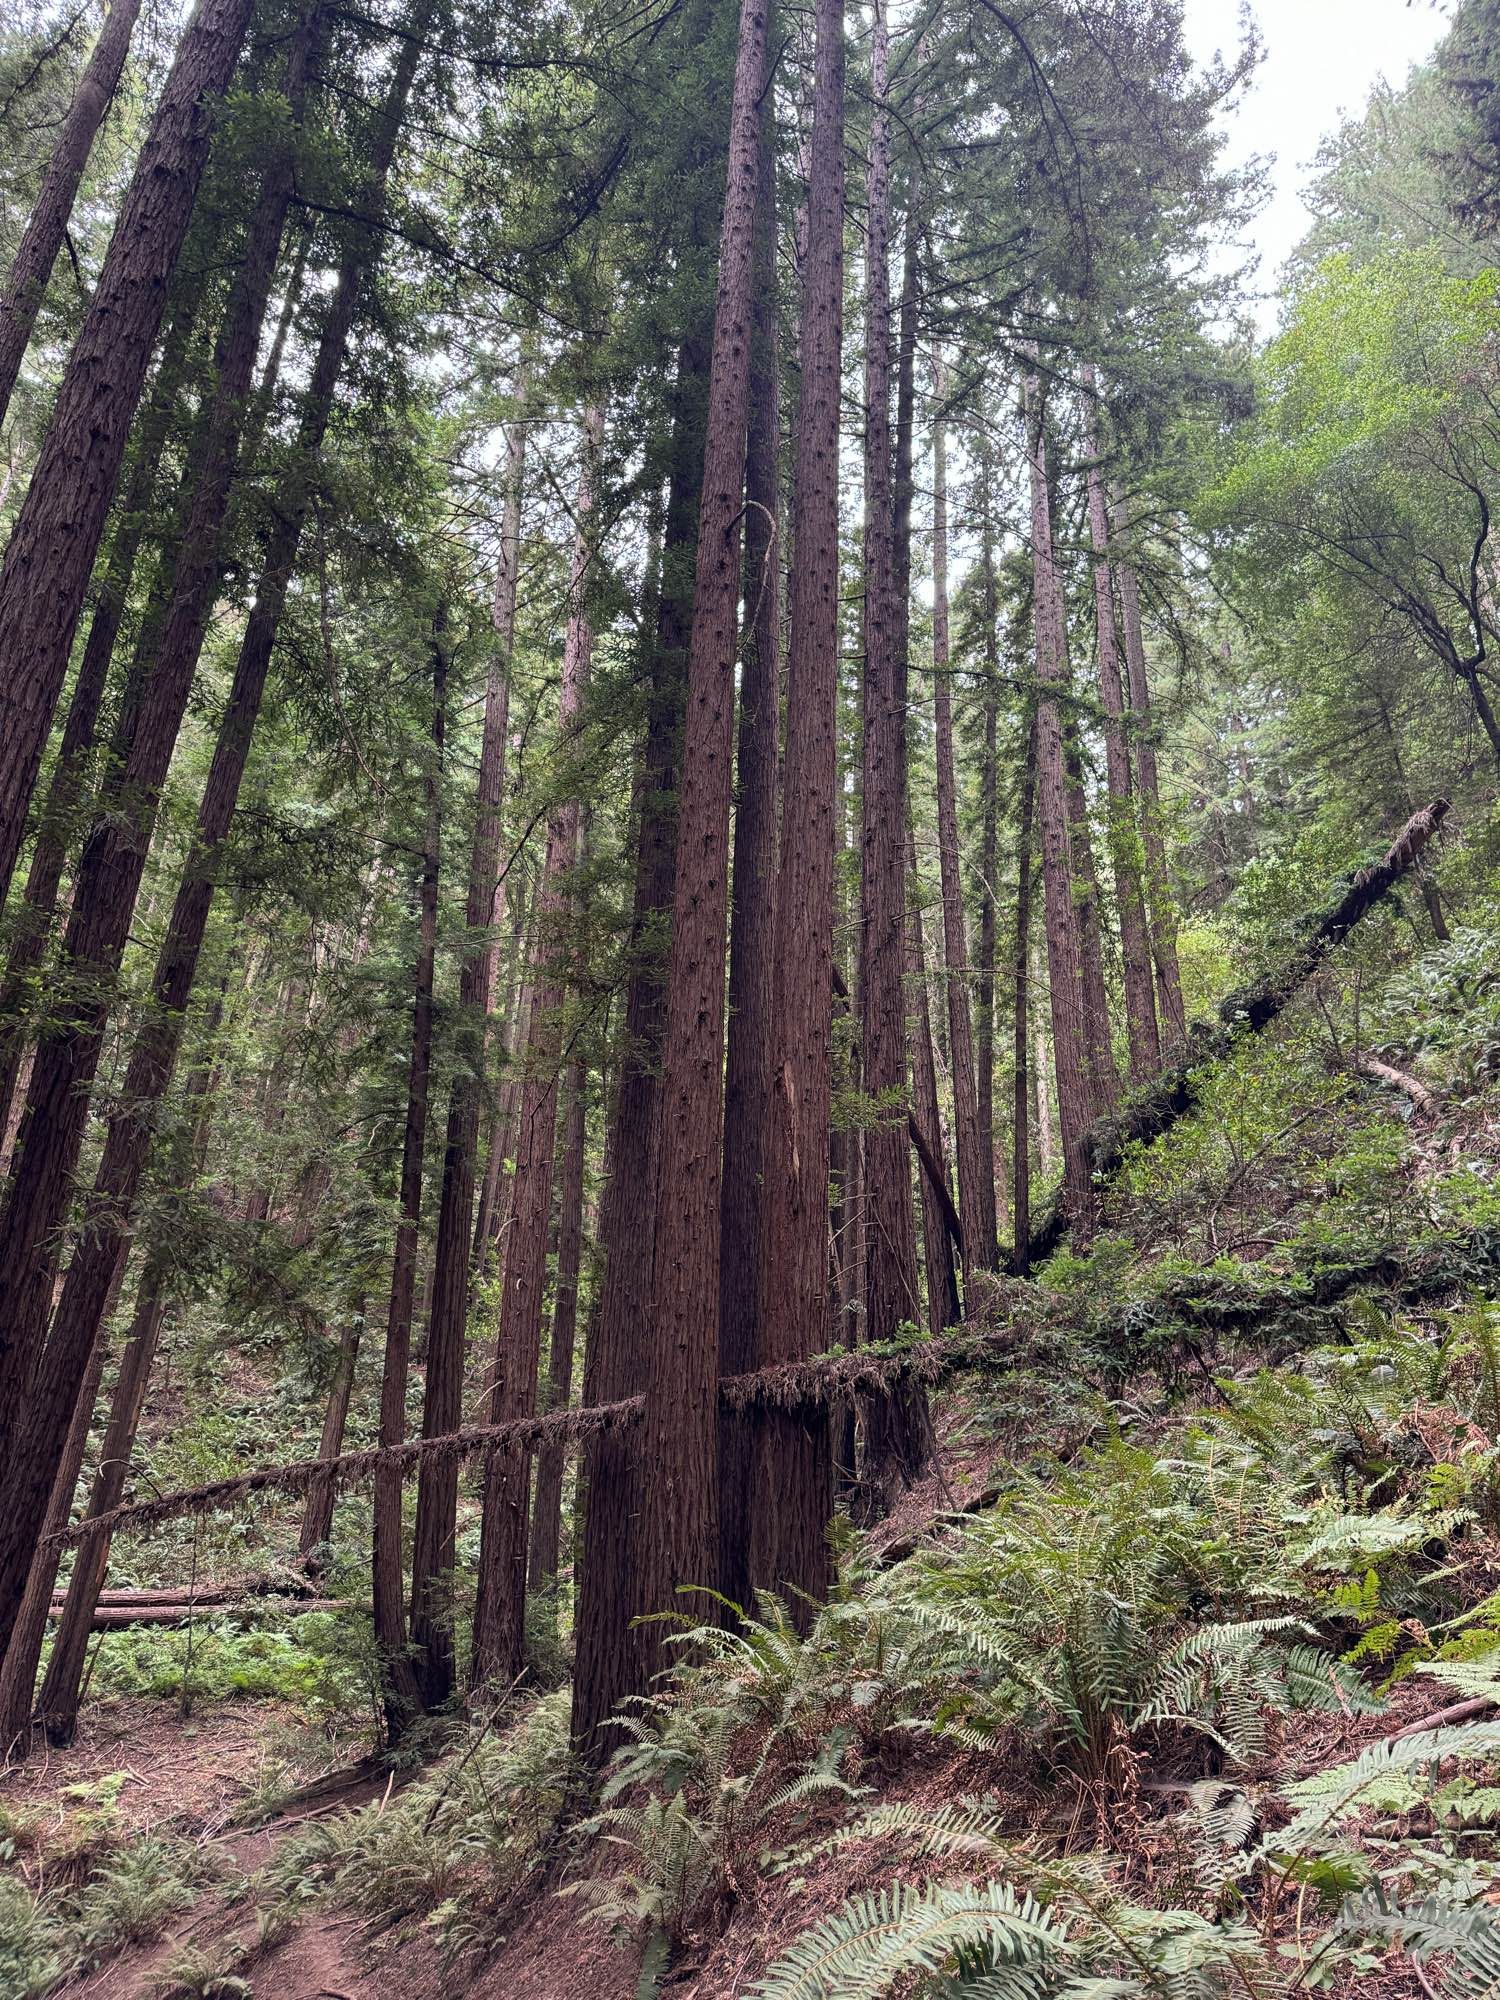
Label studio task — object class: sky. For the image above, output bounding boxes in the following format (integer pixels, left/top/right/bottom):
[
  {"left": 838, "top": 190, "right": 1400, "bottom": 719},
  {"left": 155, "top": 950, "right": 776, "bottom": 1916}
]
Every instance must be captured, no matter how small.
[{"left": 1180, "top": 0, "right": 1451, "bottom": 328}]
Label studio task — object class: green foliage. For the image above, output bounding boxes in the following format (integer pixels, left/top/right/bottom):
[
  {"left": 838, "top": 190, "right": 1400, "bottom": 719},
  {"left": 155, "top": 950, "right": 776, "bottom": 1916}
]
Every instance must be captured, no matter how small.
[{"left": 88, "top": 1606, "right": 378, "bottom": 1718}]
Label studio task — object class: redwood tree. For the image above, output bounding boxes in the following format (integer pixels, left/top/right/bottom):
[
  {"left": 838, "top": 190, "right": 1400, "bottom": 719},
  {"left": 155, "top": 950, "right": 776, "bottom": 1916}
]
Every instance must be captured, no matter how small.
[
  {"left": 631, "top": 0, "right": 769, "bottom": 1678},
  {"left": 749, "top": 0, "right": 843, "bottom": 1606},
  {"left": 0, "top": 0, "right": 147, "bottom": 425},
  {"left": 466, "top": 409, "right": 598, "bottom": 1694},
  {"left": 931, "top": 395, "right": 998, "bottom": 1268},
  {"left": 0, "top": 0, "right": 257, "bottom": 902}
]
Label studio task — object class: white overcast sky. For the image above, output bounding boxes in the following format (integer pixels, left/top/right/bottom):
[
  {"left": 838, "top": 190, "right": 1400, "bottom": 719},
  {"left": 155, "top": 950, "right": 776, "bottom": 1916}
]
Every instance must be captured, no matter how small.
[{"left": 1181, "top": 0, "right": 1452, "bottom": 328}]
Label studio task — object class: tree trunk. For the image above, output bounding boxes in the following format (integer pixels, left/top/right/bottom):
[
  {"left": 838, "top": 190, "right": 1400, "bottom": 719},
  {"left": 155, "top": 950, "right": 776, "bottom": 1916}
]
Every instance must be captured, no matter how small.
[
  {"left": 466, "top": 411, "right": 597, "bottom": 1694},
  {"left": 0, "top": 0, "right": 147, "bottom": 424},
  {"left": 7, "top": 970, "right": 228, "bottom": 1752},
  {"left": 0, "top": 7, "right": 414, "bottom": 1643},
  {"left": 405, "top": 377, "right": 526, "bottom": 1707},
  {"left": 906, "top": 819, "right": 962, "bottom": 1339},
  {"left": 632, "top": 0, "right": 771, "bottom": 1684},
  {"left": 931, "top": 391, "right": 997, "bottom": 1268},
  {"left": 1112, "top": 489, "right": 1186, "bottom": 1046},
  {"left": 1081, "top": 367, "right": 1159, "bottom": 1083},
  {"left": 0, "top": 286, "right": 203, "bottom": 1140},
  {"left": 527, "top": 1062, "right": 588, "bottom": 1597},
  {"left": 571, "top": 354, "right": 702, "bottom": 1764},
  {"left": 746, "top": 0, "right": 842, "bottom": 1607},
  {"left": 373, "top": 622, "right": 445, "bottom": 1742},
  {"left": 860, "top": 55, "right": 933, "bottom": 1499},
  {"left": 1012, "top": 713, "right": 1037, "bottom": 1271},
  {"left": 0, "top": 1282, "right": 115, "bottom": 1757},
  {"left": 31, "top": 1264, "right": 169, "bottom": 1747},
  {"left": 298, "top": 1317, "right": 362, "bottom": 1573},
  {"left": 976, "top": 456, "right": 1006, "bottom": 1237},
  {"left": 469, "top": 372, "right": 529, "bottom": 1272},
  {"left": 1024, "top": 366, "right": 1094, "bottom": 1225},
  {"left": 0, "top": 9, "right": 328, "bottom": 1628},
  {"left": 717, "top": 65, "right": 781, "bottom": 1617},
  {"left": 1063, "top": 731, "right": 1119, "bottom": 1119},
  {"left": 0, "top": 0, "right": 256, "bottom": 902}
]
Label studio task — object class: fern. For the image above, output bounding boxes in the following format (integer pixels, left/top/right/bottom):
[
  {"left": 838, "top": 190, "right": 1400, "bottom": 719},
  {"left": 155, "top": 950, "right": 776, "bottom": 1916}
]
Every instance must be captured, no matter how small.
[
  {"left": 1339, "top": 1889, "right": 1500, "bottom": 2000},
  {"left": 745, "top": 1878, "right": 1069, "bottom": 2000},
  {"left": 1277, "top": 1721, "right": 1500, "bottom": 1843}
]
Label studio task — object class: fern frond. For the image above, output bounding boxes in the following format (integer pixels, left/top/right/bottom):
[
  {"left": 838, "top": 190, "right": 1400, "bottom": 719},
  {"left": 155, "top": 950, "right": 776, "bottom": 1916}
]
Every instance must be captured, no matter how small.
[{"left": 745, "top": 1879, "right": 1068, "bottom": 2000}]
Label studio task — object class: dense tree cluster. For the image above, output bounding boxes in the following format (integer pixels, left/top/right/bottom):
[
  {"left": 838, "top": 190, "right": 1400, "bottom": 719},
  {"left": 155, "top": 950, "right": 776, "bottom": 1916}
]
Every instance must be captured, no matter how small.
[{"left": 0, "top": 0, "right": 1492, "bottom": 1773}]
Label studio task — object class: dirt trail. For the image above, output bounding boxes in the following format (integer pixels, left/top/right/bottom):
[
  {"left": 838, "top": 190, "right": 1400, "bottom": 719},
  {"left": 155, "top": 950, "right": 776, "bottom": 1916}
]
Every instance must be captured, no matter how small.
[{"left": 63, "top": 1762, "right": 396, "bottom": 1999}]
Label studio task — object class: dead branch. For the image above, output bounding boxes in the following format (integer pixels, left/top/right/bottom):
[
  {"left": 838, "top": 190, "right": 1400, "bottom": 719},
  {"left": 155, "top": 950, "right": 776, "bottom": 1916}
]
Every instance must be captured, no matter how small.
[{"left": 1011, "top": 801, "right": 1450, "bottom": 1274}]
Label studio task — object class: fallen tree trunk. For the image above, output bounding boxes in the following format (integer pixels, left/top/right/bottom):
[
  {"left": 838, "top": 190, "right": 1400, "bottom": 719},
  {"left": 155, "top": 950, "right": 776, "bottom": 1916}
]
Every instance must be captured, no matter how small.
[
  {"left": 54, "top": 1596, "right": 351, "bottom": 1631},
  {"left": 1009, "top": 801, "right": 1450, "bottom": 1274}
]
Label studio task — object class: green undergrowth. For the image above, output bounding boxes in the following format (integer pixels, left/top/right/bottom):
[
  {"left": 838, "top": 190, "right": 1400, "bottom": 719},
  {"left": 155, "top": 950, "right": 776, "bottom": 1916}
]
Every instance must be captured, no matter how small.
[{"left": 118, "top": 1281, "right": 1500, "bottom": 1999}]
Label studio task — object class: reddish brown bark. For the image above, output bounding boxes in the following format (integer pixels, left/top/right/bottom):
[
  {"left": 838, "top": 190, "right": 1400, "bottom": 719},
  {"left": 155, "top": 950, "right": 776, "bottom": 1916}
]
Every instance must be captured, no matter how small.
[
  {"left": 859, "top": 44, "right": 933, "bottom": 1501},
  {"left": 931, "top": 401, "right": 997, "bottom": 1268},
  {"left": 1082, "top": 368, "right": 1159, "bottom": 1083},
  {"left": 632, "top": 0, "right": 770, "bottom": 1676},
  {"left": 571, "top": 363, "right": 700, "bottom": 1763},
  {"left": 0, "top": 0, "right": 147, "bottom": 424},
  {"left": 465, "top": 412, "right": 597, "bottom": 1693},
  {"left": 0, "top": 9, "right": 411, "bottom": 1644},
  {"left": 0, "top": 288, "right": 202, "bottom": 1141},
  {"left": 717, "top": 63, "right": 781, "bottom": 1618},
  {"left": 1112, "top": 488, "right": 1186, "bottom": 1047},
  {"left": 747, "top": 0, "right": 842, "bottom": 1608},
  {"left": 0, "top": 0, "right": 256, "bottom": 902}
]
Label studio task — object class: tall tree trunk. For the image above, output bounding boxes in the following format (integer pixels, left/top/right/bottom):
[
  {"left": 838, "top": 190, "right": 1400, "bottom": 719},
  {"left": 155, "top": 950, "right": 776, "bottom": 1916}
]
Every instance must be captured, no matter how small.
[
  {"left": 860, "top": 27, "right": 932, "bottom": 1497},
  {"left": 1011, "top": 713, "right": 1037, "bottom": 1271},
  {"left": 470, "top": 373, "right": 529, "bottom": 1271},
  {"left": 1082, "top": 366, "right": 1159, "bottom": 1083},
  {"left": 0, "top": 285, "right": 203, "bottom": 1140},
  {"left": 527, "top": 1061, "right": 588, "bottom": 1597},
  {"left": 717, "top": 63, "right": 781, "bottom": 1619},
  {"left": 0, "top": 8, "right": 419, "bottom": 1640},
  {"left": 1024, "top": 367, "right": 1094, "bottom": 1226},
  {"left": 373, "top": 623, "right": 445, "bottom": 1742},
  {"left": 906, "top": 820, "right": 962, "bottom": 1339},
  {"left": 976, "top": 461, "right": 1005, "bottom": 1238},
  {"left": 30, "top": 1263, "right": 169, "bottom": 1747},
  {"left": 1112, "top": 489, "right": 1186, "bottom": 1046},
  {"left": 7, "top": 969, "right": 227, "bottom": 1751},
  {"left": 0, "top": 0, "right": 256, "bottom": 902},
  {"left": 931, "top": 392, "right": 997, "bottom": 1269},
  {"left": 0, "top": 1276, "right": 115, "bottom": 1756},
  {"left": 633, "top": 0, "right": 770, "bottom": 1682},
  {"left": 571, "top": 360, "right": 702, "bottom": 1763},
  {"left": 406, "top": 408, "right": 531, "bottom": 1710},
  {"left": 465, "top": 412, "right": 596, "bottom": 1694},
  {"left": 0, "top": 0, "right": 147, "bottom": 424},
  {"left": 748, "top": 0, "right": 842, "bottom": 1608}
]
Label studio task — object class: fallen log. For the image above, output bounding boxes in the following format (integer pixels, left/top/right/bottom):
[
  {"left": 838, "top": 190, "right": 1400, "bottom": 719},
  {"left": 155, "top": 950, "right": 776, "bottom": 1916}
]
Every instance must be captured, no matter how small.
[
  {"left": 58, "top": 1596, "right": 351, "bottom": 1631},
  {"left": 1009, "top": 801, "right": 1450, "bottom": 1274},
  {"left": 43, "top": 1326, "right": 1025, "bottom": 1557}
]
